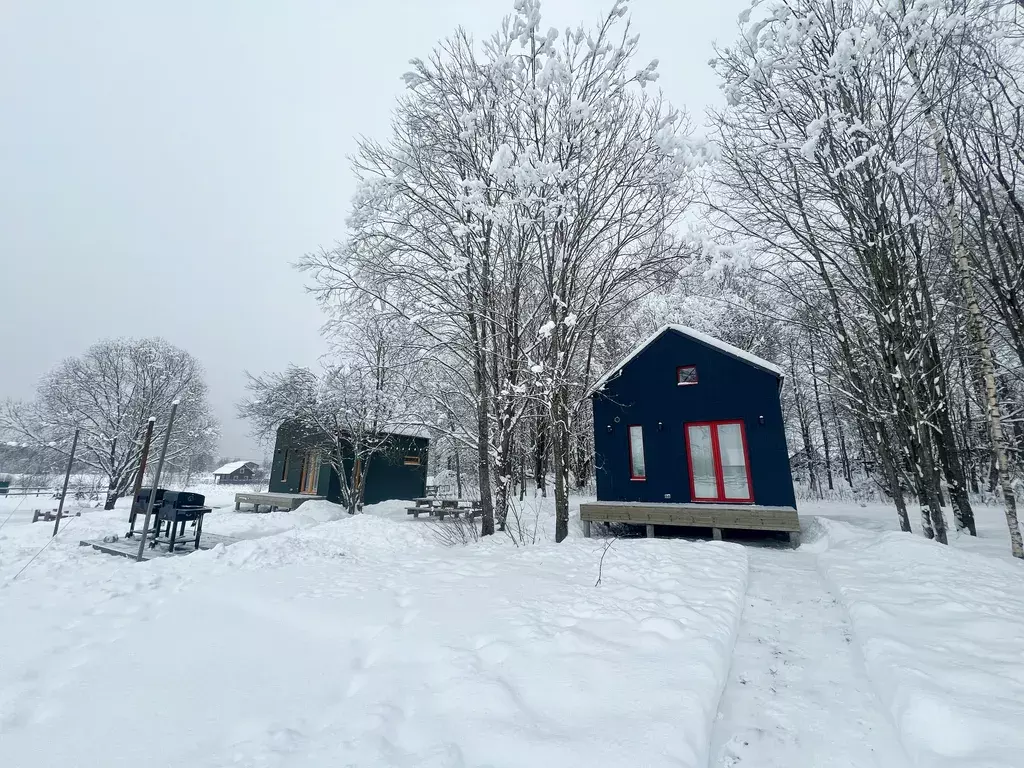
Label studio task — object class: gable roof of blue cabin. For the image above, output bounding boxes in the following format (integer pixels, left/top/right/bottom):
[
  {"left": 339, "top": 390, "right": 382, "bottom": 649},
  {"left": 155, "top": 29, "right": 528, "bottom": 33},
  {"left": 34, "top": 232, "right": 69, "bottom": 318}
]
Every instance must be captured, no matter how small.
[{"left": 591, "top": 325, "right": 783, "bottom": 396}]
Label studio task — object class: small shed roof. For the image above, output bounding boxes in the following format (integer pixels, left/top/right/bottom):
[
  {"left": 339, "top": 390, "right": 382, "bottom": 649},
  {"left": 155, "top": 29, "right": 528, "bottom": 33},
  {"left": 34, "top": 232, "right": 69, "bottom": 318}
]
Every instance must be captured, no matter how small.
[
  {"left": 590, "top": 324, "right": 783, "bottom": 394},
  {"left": 212, "top": 460, "right": 258, "bottom": 476}
]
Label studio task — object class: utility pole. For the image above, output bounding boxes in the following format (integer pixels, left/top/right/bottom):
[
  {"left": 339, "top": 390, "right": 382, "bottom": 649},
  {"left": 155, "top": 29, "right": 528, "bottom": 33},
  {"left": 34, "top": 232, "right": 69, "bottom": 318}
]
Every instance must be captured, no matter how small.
[
  {"left": 136, "top": 402, "right": 178, "bottom": 562},
  {"left": 52, "top": 428, "right": 80, "bottom": 537},
  {"left": 127, "top": 418, "right": 157, "bottom": 536}
]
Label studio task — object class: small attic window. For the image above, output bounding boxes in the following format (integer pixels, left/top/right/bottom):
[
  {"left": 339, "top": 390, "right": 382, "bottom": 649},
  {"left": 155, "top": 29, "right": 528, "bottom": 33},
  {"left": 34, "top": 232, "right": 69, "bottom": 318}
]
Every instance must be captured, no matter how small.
[
  {"left": 403, "top": 456, "right": 421, "bottom": 466},
  {"left": 677, "top": 365, "right": 698, "bottom": 386}
]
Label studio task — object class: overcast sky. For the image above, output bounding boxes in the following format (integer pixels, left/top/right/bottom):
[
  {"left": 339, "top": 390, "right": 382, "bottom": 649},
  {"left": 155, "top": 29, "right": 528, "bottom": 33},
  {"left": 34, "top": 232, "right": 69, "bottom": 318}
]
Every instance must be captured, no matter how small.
[{"left": 1, "top": 0, "right": 747, "bottom": 458}]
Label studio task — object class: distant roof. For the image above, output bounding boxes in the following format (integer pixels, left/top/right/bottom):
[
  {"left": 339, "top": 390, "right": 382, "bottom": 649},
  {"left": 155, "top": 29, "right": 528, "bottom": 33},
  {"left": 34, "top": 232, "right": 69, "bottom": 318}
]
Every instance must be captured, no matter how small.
[
  {"left": 212, "top": 460, "right": 258, "bottom": 476},
  {"left": 590, "top": 324, "right": 783, "bottom": 394}
]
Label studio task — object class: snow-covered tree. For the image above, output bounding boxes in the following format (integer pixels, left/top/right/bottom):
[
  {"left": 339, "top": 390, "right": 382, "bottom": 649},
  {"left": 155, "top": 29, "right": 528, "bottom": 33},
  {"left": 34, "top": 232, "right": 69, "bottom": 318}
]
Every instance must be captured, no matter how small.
[
  {"left": 239, "top": 312, "right": 422, "bottom": 515},
  {"left": 705, "top": 0, "right": 1024, "bottom": 556},
  {"left": 303, "top": 0, "right": 705, "bottom": 540},
  {"left": 1, "top": 338, "right": 218, "bottom": 508}
]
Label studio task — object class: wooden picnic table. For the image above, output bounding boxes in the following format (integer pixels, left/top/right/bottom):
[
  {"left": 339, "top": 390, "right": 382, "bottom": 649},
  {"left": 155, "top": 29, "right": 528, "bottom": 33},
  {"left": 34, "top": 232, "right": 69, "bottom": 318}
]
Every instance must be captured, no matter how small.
[{"left": 407, "top": 497, "right": 482, "bottom": 519}]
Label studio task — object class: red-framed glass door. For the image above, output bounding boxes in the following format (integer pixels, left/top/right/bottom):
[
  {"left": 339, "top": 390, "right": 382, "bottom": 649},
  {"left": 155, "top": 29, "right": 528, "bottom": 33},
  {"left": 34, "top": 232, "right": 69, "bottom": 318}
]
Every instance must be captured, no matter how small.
[{"left": 684, "top": 420, "right": 754, "bottom": 503}]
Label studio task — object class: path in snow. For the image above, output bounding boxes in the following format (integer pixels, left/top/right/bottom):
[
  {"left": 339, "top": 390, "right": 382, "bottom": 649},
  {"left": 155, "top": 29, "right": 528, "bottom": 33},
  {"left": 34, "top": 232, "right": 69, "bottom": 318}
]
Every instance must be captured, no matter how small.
[{"left": 710, "top": 545, "right": 909, "bottom": 768}]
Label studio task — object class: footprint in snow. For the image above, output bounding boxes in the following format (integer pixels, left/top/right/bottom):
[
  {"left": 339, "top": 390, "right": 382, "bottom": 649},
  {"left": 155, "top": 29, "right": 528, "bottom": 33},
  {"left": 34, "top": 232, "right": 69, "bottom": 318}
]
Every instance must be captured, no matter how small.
[
  {"left": 638, "top": 616, "right": 686, "bottom": 640},
  {"left": 476, "top": 641, "right": 511, "bottom": 665}
]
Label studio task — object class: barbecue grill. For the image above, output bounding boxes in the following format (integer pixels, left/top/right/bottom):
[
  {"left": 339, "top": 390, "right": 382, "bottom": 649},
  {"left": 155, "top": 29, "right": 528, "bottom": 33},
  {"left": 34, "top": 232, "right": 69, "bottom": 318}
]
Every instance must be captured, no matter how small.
[
  {"left": 127, "top": 487, "right": 167, "bottom": 537},
  {"left": 161, "top": 490, "right": 205, "bottom": 509},
  {"left": 134, "top": 486, "right": 166, "bottom": 510},
  {"left": 153, "top": 491, "right": 213, "bottom": 552}
]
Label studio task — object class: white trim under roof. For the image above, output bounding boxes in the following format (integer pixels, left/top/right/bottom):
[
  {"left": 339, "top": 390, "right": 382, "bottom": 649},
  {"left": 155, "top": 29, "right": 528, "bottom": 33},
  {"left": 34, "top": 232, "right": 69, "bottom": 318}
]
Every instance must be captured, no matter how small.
[{"left": 589, "top": 325, "right": 783, "bottom": 394}]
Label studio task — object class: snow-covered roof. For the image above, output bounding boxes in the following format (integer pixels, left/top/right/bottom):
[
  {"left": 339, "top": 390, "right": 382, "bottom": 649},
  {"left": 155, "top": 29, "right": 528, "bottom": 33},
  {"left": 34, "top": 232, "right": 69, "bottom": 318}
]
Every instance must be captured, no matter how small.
[
  {"left": 379, "top": 425, "right": 431, "bottom": 440},
  {"left": 212, "top": 460, "right": 258, "bottom": 476},
  {"left": 590, "top": 324, "right": 783, "bottom": 394}
]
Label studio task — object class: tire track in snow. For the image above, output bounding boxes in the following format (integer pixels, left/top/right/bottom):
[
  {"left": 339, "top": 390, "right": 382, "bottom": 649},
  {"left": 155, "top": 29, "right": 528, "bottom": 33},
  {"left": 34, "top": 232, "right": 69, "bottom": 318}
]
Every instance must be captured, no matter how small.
[{"left": 710, "top": 546, "right": 910, "bottom": 768}]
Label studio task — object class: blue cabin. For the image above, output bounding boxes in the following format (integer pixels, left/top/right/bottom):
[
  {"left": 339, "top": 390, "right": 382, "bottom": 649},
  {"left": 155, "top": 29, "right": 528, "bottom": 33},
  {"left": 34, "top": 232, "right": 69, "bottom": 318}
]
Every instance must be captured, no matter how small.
[{"left": 580, "top": 326, "right": 800, "bottom": 543}]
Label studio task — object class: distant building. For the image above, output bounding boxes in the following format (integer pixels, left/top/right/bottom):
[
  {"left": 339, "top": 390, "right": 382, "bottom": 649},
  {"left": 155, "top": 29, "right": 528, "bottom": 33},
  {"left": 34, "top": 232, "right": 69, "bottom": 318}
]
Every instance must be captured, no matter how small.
[
  {"left": 212, "top": 460, "right": 260, "bottom": 484},
  {"left": 580, "top": 325, "right": 799, "bottom": 542},
  {"left": 268, "top": 420, "right": 428, "bottom": 506}
]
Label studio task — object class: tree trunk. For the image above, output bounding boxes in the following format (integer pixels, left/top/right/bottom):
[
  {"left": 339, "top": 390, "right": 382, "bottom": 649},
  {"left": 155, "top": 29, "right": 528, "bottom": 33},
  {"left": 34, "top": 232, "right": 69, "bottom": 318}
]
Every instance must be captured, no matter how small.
[
  {"left": 917, "top": 428, "right": 948, "bottom": 544},
  {"left": 104, "top": 480, "right": 119, "bottom": 511},
  {"left": 905, "top": 43, "right": 1023, "bottom": 558},
  {"left": 825, "top": 366, "right": 854, "bottom": 489},
  {"left": 790, "top": 348, "right": 819, "bottom": 497},
  {"left": 552, "top": 382, "right": 570, "bottom": 543},
  {"left": 808, "top": 334, "right": 834, "bottom": 491},
  {"left": 879, "top": 424, "right": 912, "bottom": 533},
  {"left": 474, "top": 353, "right": 495, "bottom": 537},
  {"left": 533, "top": 417, "right": 547, "bottom": 497},
  {"left": 519, "top": 449, "right": 527, "bottom": 502},
  {"left": 454, "top": 444, "right": 463, "bottom": 499}
]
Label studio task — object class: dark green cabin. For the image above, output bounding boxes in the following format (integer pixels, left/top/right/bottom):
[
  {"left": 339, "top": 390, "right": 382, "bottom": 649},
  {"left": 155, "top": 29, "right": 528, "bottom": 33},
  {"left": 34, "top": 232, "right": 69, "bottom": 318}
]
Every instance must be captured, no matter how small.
[{"left": 268, "top": 420, "right": 428, "bottom": 506}]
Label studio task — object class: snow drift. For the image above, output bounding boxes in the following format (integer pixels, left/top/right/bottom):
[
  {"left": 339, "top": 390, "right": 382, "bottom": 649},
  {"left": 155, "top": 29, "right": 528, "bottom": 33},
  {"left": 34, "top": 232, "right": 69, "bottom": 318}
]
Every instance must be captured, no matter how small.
[{"left": 814, "top": 518, "right": 1024, "bottom": 768}]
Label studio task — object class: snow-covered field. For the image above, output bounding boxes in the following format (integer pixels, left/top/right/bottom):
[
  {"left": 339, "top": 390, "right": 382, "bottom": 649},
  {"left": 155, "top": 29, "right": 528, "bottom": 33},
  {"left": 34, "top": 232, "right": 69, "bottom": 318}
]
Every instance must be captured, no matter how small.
[{"left": 1, "top": 490, "right": 1021, "bottom": 767}]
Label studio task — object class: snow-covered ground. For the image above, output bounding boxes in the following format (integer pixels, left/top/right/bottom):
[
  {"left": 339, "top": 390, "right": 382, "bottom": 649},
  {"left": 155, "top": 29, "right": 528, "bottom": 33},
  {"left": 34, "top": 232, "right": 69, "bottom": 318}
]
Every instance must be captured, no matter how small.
[{"left": 0, "top": 490, "right": 1021, "bottom": 767}]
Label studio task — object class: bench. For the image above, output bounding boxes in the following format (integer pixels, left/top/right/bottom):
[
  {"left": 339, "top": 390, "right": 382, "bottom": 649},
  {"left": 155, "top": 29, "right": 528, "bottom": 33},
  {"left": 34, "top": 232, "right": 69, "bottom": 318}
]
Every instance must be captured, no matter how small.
[
  {"left": 32, "top": 508, "right": 81, "bottom": 523},
  {"left": 406, "top": 497, "right": 482, "bottom": 520}
]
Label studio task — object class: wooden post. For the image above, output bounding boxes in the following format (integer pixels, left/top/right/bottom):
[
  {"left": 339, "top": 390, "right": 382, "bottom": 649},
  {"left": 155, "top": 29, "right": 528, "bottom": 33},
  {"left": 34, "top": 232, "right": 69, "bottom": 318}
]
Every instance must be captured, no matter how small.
[
  {"left": 646, "top": 524, "right": 655, "bottom": 538},
  {"left": 128, "top": 418, "right": 156, "bottom": 530},
  {"left": 582, "top": 519, "right": 592, "bottom": 538},
  {"left": 136, "top": 402, "right": 178, "bottom": 562},
  {"left": 52, "top": 428, "right": 79, "bottom": 537},
  {"left": 712, "top": 528, "right": 723, "bottom": 541}
]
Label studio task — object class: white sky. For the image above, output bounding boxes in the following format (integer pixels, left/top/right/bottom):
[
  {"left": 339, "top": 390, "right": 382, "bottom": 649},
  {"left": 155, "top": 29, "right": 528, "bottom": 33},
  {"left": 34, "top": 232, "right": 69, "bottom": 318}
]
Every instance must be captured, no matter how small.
[{"left": 1, "top": 0, "right": 748, "bottom": 457}]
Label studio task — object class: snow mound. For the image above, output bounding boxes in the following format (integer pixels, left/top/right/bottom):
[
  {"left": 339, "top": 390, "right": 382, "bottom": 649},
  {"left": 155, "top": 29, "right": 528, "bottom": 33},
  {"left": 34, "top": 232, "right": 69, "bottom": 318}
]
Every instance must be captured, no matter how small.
[
  {"left": 815, "top": 518, "right": 1024, "bottom": 768},
  {"left": 0, "top": 530, "right": 748, "bottom": 768},
  {"left": 191, "top": 509, "right": 438, "bottom": 572},
  {"left": 290, "top": 499, "right": 348, "bottom": 526}
]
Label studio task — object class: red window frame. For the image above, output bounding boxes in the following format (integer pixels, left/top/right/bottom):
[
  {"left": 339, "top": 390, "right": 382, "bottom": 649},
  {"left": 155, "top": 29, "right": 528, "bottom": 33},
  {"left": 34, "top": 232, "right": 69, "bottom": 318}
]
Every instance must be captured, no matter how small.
[
  {"left": 676, "top": 365, "right": 698, "bottom": 386},
  {"left": 627, "top": 424, "right": 646, "bottom": 481},
  {"left": 684, "top": 420, "right": 754, "bottom": 503}
]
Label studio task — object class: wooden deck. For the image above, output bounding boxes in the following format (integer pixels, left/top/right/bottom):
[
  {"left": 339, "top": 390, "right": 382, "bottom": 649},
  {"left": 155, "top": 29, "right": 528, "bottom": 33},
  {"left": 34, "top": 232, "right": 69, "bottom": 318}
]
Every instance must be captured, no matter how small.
[
  {"left": 579, "top": 501, "right": 800, "bottom": 544},
  {"left": 235, "top": 492, "right": 324, "bottom": 512},
  {"left": 80, "top": 532, "right": 241, "bottom": 560}
]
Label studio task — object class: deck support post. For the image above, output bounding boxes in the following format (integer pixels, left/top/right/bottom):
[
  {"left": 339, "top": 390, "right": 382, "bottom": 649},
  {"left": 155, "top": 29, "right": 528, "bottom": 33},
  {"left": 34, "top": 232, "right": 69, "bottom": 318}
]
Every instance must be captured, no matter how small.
[
  {"left": 582, "top": 519, "right": 591, "bottom": 538},
  {"left": 712, "top": 527, "right": 723, "bottom": 541},
  {"left": 646, "top": 524, "right": 655, "bottom": 538},
  {"left": 789, "top": 531, "right": 801, "bottom": 547}
]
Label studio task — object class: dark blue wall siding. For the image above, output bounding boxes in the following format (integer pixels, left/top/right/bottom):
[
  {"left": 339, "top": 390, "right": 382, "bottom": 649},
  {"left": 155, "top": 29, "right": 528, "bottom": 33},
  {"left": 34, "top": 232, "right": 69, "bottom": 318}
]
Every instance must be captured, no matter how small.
[{"left": 593, "top": 329, "right": 796, "bottom": 508}]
